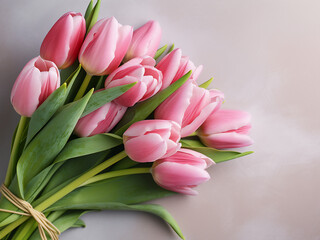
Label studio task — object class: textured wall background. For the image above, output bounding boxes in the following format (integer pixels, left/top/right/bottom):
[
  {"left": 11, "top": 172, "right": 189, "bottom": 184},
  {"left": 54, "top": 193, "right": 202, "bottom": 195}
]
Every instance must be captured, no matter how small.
[{"left": 0, "top": 0, "right": 320, "bottom": 239}]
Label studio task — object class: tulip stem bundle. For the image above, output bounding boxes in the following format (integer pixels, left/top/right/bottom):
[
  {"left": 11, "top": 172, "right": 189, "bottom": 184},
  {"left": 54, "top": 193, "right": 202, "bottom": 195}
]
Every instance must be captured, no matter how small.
[
  {"left": 4, "top": 116, "right": 28, "bottom": 186},
  {"left": 74, "top": 74, "right": 93, "bottom": 101}
]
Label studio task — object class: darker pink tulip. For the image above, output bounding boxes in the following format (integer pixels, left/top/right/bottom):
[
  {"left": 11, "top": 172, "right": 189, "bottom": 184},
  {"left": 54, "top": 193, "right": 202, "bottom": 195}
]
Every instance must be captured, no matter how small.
[
  {"left": 79, "top": 17, "right": 133, "bottom": 76},
  {"left": 11, "top": 56, "right": 60, "bottom": 117},
  {"left": 124, "top": 20, "right": 161, "bottom": 61},
  {"left": 105, "top": 56, "right": 162, "bottom": 107},
  {"left": 40, "top": 12, "right": 86, "bottom": 69},
  {"left": 154, "top": 81, "right": 224, "bottom": 137},
  {"left": 198, "top": 109, "right": 253, "bottom": 149},
  {"left": 152, "top": 148, "right": 213, "bottom": 195},
  {"left": 74, "top": 99, "right": 127, "bottom": 137},
  {"left": 156, "top": 48, "right": 203, "bottom": 90},
  {"left": 123, "top": 120, "right": 181, "bottom": 163}
]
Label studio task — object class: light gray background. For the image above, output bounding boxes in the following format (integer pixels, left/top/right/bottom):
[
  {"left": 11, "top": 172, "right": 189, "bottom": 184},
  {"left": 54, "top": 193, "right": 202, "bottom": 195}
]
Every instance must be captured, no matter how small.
[{"left": 1, "top": 0, "right": 320, "bottom": 239}]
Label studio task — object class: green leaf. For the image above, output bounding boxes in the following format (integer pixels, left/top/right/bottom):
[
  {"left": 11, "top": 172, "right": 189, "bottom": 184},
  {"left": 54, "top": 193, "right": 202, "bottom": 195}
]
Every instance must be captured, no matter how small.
[
  {"left": 29, "top": 211, "right": 86, "bottom": 240},
  {"left": 154, "top": 45, "right": 167, "bottom": 60},
  {"left": 46, "top": 175, "right": 175, "bottom": 212},
  {"left": 72, "top": 219, "right": 86, "bottom": 228},
  {"left": 17, "top": 90, "right": 93, "bottom": 198},
  {"left": 86, "top": 0, "right": 101, "bottom": 31},
  {"left": 181, "top": 139, "right": 253, "bottom": 163},
  {"left": 24, "top": 133, "right": 122, "bottom": 201},
  {"left": 114, "top": 71, "right": 192, "bottom": 135},
  {"left": 81, "top": 83, "right": 136, "bottom": 118},
  {"left": 167, "top": 43, "right": 175, "bottom": 53},
  {"left": 199, "top": 77, "right": 213, "bottom": 89},
  {"left": 84, "top": 0, "right": 93, "bottom": 20},
  {"left": 25, "top": 84, "right": 67, "bottom": 146},
  {"left": 95, "top": 75, "right": 106, "bottom": 89}
]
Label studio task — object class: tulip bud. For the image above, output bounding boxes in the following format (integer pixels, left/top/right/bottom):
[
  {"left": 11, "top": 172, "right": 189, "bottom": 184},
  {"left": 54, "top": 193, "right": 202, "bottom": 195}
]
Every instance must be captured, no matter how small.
[
  {"left": 198, "top": 109, "right": 253, "bottom": 149},
  {"left": 11, "top": 56, "right": 60, "bottom": 117},
  {"left": 105, "top": 56, "right": 162, "bottom": 107},
  {"left": 155, "top": 81, "right": 224, "bottom": 137},
  {"left": 74, "top": 99, "right": 127, "bottom": 137},
  {"left": 156, "top": 48, "right": 203, "bottom": 90},
  {"left": 124, "top": 20, "right": 161, "bottom": 61},
  {"left": 152, "top": 148, "right": 213, "bottom": 195},
  {"left": 123, "top": 120, "right": 181, "bottom": 163},
  {"left": 40, "top": 12, "right": 86, "bottom": 69},
  {"left": 79, "top": 17, "right": 133, "bottom": 76}
]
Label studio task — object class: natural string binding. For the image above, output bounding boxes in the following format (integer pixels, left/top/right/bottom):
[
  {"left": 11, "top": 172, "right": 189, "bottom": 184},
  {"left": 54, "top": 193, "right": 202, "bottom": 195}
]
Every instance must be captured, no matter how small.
[{"left": 0, "top": 184, "right": 60, "bottom": 240}]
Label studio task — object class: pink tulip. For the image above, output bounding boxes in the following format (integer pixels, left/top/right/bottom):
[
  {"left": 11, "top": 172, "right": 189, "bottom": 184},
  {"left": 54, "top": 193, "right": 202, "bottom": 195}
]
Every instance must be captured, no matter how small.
[
  {"left": 154, "top": 81, "right": 224, "bottom": 137},
  {"left": 79, "top": 17, "right": 133, "bottom": 76},
  {"left": 105, "top": 56, "right": 162, "bottom": 107},
  {"left": 74, "top": 99, "right": 127, "bottom": 137},
  {"left": 123, "top": 120, "right": 181, "bottom": 163},
  {"left": 156, "top": 48, "right": 203, "bottom": 90},
  {"left": 40, "top": 12, "right": 86, "bottom": 69},
  {"left": 198, "top": 109, "right": 253, "bottom": 149},
  {"left": 11, "top": 56, "right": 60, "bottom": 117},
  {"left": 152, "top": 148, "right": 213, "bottom": 195},
  {"left": 124, "top": 20, "right": 161, "bottom": 61}
]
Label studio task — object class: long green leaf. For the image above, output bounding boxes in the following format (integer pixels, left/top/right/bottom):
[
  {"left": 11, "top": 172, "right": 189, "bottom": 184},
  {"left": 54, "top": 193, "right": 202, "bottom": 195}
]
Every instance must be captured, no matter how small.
[
  {"left": 17, "top": 90, "right": 93, "bottom": 198},
  {"left": 114, "top": 71, "right": 192, "bottom": 135},
  {"left": 86, "top": 0, "right": 101, "bottom": 31},
  {"left": 46, "top": 175, "right": 175, "bottom": 212},
  {"left": 84, "top": 0, "right": 93, "bottom": 20},
  {"left": 81, "top": 83, "right": 136, "bottom": 118},
  {"left": 181, "top": 139, "right": 253, "bottom": 163},
  {"left": 25, "top": 84, "right": 67, "bottom": 145}
]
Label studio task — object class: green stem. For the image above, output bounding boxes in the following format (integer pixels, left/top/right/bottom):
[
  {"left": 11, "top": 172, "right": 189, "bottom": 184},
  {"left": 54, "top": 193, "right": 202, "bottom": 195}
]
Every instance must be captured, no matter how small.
[
  {"left": 74, "top": 74, "right": 92, "bottom": 101},
  {"left": 82, "top": 168, "right": 151, "bottom": 186},
  {"left": 0, "top": 151, "right": 127, "bottom": 239},
  {"left": 4, "top": 116, "right": 28, "bottom": 186}
]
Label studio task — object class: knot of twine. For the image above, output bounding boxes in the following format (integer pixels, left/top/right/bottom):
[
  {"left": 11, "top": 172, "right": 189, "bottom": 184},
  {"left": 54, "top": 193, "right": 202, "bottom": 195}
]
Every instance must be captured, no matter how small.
[{"left": 0, "top": 184, "right": 60, "bottom": 240}]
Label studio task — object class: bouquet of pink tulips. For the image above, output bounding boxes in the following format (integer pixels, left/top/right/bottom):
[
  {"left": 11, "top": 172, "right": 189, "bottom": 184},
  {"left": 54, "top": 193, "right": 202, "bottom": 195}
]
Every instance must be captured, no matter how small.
[{"left": 0, "top": 1, "right": 253, "bottom": 239}]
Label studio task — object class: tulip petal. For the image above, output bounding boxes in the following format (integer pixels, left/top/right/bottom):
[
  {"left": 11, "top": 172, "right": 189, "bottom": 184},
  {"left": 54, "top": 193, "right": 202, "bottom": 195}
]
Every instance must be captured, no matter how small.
[
  {"left": 125, "top": 133, "right": 167, "bottom": 162},
  {"left": 201, "top": 132, "right": 254, "bottom": 149}
]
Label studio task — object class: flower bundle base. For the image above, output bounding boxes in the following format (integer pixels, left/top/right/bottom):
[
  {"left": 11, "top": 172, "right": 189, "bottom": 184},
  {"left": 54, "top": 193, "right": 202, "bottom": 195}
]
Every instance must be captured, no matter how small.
[{"left": 0, "top": 1, "right": 253, "bottom": 239}]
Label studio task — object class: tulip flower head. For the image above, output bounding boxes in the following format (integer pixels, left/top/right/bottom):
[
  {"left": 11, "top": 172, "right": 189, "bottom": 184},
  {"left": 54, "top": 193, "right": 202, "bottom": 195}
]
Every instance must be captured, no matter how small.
[
  {"left": 123, "top": 120, "right": 181, "bottom": 163},
  {"left": 155, "top": 81, "right": 224, "bottom": 137},
  {"left": 11, "top": 56, "right": 60, "bottom": 117},
  {"left": 79, "top": 17, "right": 133, "bottom": 76},
  {"left": 152, "top": 148, "right": 213, "bottom": 195},
  {"left": 105, "top": 56, "right": 162, "bottom": 107},
  {"left": 40, "top": 12, "right": 86, "bottom": 69},
  {"left": 124, "top": 20, "right": 162, "bottom": 61},
  {"left": 74, "top": 99, "right": 127, "bottom": 137},
  {"left": 156, "top": 48, "right": 203, "bottom": 90},
  {"left": 198, "top": 109, "right": 253, "bottom": 149}
]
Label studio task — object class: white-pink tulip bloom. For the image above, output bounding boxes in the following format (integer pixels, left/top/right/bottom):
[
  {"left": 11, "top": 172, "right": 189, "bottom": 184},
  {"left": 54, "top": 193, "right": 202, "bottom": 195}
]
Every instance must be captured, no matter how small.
[
  {"left": 11, "top": 56, "right": 60, "bottom": 117},
  {"left": 105, "top": 56, "right": 162, "bottom": 107},
  {"left": 123, "top": 120, "right": 181, "bottom": 163},
  {"left": 198, "top": 109, "right": 253, "bottom": 149},
  {"left": 124, "top": 20, "right": 161, "bottom": 61},
  {"left": 155, "top": 81, "right": 224, "bottom": 137},
  {"left": 156, "top": 48, "right": 203, "bottom": 90},
  {"left": 74, "top": 100, "right": 127, "bottom": 137},
  {"left": 79, "top": 17, "right": 133, "bottom": 76},
  {"left": 152, "top": 148, "right": 213, "bottom": 195}
]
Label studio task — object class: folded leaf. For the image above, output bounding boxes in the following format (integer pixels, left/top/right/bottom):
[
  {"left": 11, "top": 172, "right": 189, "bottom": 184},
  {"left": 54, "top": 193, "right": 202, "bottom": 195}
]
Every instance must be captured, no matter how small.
[
  {"left": 84, "top": 0, "right": 93, "bottom": 21},
  {"left": 199, "top": 77, "right": 213, "bottom": 89},
  {"left": 181, "top": 139, "right": 253, "bottom": 163},
  {"left": 17, "top": 90, "right": 93, "bottom": 198},
  {"left": 154, "top": 45, "right": 167, "bottom": 60},
  {"left": 86, "top": 0, "right": 101, "bottom": 31},
  {"left": 114, "top": 71, "right": 192, "bottom": 135}
]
